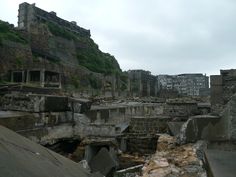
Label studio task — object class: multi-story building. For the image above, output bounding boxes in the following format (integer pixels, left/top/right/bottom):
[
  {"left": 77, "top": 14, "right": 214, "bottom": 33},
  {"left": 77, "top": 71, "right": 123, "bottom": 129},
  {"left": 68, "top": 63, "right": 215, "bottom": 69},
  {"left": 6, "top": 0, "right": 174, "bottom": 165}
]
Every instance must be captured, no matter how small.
[
  {"left": 158, "top": 73, "right": 209, "bottom": 96},
  {"left": 18, "top": 2, "right": 90, "bottom": 37},
  {"left": 127, "top": 70, "right": 158, "bottom": 97}
]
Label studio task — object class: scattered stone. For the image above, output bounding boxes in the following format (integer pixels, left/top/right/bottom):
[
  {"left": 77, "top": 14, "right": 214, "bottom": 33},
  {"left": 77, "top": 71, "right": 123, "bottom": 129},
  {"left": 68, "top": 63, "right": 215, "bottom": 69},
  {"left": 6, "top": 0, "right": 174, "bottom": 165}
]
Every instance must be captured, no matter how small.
[{"left": 140, "top": 134, "right": 206, "bottom": 177}]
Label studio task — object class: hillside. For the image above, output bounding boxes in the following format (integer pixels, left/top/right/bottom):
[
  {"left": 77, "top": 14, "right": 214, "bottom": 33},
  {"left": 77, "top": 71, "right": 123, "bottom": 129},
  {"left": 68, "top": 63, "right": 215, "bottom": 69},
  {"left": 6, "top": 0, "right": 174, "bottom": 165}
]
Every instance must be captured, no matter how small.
[
  {"left": 0, "top": 19, "right": 121, "bottom": 75},
  {"left": 0, "top": 19, "right": 122, "bottom": 92}
]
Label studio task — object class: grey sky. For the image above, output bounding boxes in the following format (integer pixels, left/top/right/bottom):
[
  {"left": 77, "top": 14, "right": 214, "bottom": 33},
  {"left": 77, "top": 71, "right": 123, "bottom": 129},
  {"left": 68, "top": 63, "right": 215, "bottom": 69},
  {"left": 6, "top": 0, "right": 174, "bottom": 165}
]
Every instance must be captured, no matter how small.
[{"left": 1, "top": 0, "right": 236, "bottom": 76}]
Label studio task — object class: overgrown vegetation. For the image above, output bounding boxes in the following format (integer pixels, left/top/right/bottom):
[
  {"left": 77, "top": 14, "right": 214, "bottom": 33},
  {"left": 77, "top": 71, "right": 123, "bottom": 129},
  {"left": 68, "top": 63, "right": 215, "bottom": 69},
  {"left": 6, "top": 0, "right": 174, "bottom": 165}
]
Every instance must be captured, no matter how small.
[
  {"left": 120, "top": 74, "right": 128, "bottom": 91},
  {"left": 88, "top": 74, "right": 102, "bottom": 89},
  {"left": 15, "top": 56, "right": 23, "bottom": 67},
  {"left": 0, "top": 20, "right": 28, "bottom": 44},
  {"left": 46, "top": 21, "right": 121, "bottom": 74},
  {"left": 71, "top": 75, "right": 80, "bottom": 89},
  {"left": 47, "top": 22, "right": 77, "bottom": 41},
  {"left": 76, "top": 38, "right": 121, "bottom": 74}
]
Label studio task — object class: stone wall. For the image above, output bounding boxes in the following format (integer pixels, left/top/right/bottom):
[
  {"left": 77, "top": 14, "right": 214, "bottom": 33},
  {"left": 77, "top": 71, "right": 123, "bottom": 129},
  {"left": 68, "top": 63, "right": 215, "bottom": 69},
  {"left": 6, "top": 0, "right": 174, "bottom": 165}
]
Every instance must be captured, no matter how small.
[
  {"left": 126, "top": 136, "right": 158, "bottom": 154},
  {"left": 221, "top": 69, "right": 236, "bottom": 104},
  {"left": 163, "top": 102, "right": 199, "bottom": 119},
  {"left": 222, "top": 94, "right": 236, "bottom": 141},
  {"left": 129, "top": 117, "right": 171, "bottom": 134},
  {"left": 210, "top": 75, "right": 223, "bottom": 106},
  {"left": 211, "top": 69, "right": 236, "bottom": 108},
  {"left": 85, "top": 103, "right": 164, "bottom": 125},
  {"left": 0, "top": 40, "right": 32, "bottom": 79}
]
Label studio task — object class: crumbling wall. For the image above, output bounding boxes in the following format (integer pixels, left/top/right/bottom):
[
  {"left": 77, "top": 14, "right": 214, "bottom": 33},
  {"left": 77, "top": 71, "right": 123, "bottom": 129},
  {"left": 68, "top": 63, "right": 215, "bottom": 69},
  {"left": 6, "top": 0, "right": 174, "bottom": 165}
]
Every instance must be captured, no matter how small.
[
  {"left": 164, "top": 101, "right": 198, "bottom": 119},
  {"left": 129, "top": 117, "right": 171, "bottom": 134},
  {"left": 177, "top": 93, "right": 236, "bottom": 144},
  {"left": 221, "top": 93, "right": 236, "bottom": 141},
  {"left": 211, "top": 69, "right": 236, "bottom": 113},
  {"left": 126, "top": 136, "right": 158, "bottom": 154}
]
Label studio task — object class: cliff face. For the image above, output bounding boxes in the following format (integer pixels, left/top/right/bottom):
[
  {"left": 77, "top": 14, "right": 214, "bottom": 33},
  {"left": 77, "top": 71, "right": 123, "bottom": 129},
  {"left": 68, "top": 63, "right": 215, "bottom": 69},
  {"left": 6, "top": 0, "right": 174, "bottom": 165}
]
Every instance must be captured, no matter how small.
[
  {"left": 30, "top": 22, "right": 121, "bottom": 74},
  {"left": 0, "top": 19, "right": 121, "bottom": 92},
  {"left": 0, "top": 21, "right": 32, "bottom": 81}
]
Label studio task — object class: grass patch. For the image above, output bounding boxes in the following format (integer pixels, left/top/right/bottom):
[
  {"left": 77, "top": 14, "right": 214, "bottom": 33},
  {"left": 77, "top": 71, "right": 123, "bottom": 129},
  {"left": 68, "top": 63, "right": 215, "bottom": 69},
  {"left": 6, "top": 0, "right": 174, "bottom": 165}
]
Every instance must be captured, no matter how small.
[
  {"left": 47, "top": 22, "right": 77, "bottom": 40},
  {"left": 0, "top": 20, "right": 28, "bottom": 44}
]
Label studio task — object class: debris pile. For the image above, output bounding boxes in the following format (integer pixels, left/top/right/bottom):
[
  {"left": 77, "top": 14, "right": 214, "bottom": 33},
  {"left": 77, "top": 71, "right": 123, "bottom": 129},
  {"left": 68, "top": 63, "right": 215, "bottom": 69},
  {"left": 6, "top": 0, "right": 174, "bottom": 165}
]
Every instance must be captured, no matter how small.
[{"left": 141, "top": 134, "right": 207, "bottom": 177}]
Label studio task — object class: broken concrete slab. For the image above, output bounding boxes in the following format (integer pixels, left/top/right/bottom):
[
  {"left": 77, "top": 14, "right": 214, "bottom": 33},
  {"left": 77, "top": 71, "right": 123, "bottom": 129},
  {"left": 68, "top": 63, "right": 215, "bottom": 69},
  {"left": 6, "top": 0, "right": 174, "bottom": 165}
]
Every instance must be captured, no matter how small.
[
  {"left": 89, "top": 147, "right": 118, "bottom": 176},
  {"left": 0, "top": 93, "right": 68, "bottom": 112},
  {"left": 0, "top": 125, "right": 91, "bottom": 177},
  {"left": 167, "top": 122, "right": 184, "bottom": 136},
  {"left": 68, "top": 97, "right": 92, "bottom": 113},
  {"left": 176, "top": 115, "right": 221, "bottom": 144}
]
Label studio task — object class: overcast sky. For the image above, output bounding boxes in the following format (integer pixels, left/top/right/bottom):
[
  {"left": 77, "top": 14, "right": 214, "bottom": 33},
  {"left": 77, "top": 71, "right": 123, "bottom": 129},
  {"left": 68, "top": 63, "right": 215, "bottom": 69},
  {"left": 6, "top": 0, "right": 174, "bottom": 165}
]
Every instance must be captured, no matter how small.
[{"left": 1, "top": 0, "right": 236, "bottom": 76}]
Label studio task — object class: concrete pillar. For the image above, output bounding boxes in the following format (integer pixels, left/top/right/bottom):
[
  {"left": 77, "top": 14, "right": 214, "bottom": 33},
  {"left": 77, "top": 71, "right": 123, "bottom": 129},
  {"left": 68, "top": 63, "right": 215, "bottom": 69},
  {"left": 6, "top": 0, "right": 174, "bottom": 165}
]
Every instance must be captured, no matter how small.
[
  {"left": 102, "top": 76, "right": 106, "bottom": 95},
  {"left": 111, "top": 75, "right": 116, "bottom": 98},
  {"left": 139, "top": 75, "right": 143, "bottom": 97},
  {"left": 22, "top": 71, "right": 25, "bottom": 83},
  {"left": 154, "top": 80, "right": 158, "bottom": 96},
  {"left": 127, "top": 78, "right": 131, "bottom": 96},
  {"left": 11, "top": 71, "right": 14, "bottom": 82},
  {"left": 26, "top": 70, "right": 30, "bottom": 83},
  {"left": 59, "top": 73, "right": 62, "bottom": 88},
  {"left": 147, "top": 80, "right": 151, "bottom": 97},
  {"left": 40, "top": 69, "right": 45, "bottom": 87}
]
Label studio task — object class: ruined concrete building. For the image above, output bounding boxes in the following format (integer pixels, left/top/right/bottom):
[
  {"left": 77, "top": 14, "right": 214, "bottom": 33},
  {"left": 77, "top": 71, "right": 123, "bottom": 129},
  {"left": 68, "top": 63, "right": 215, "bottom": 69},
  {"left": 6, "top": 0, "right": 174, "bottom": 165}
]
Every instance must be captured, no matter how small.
[
  {"left": 11, "top": 65, "right": 62, "bottom": 88},
  {"left": 127, "top": 70, "right": 158, "bottom": 97},
  {"left": 0, "top": 2, "right": 123, "bottom": 95},
  {"left": 211, "top": 69, "right": 236, "bottom": 107},
  {"left": 158, "top": 73, "right": 209, "bottom": 96},
  {"left": 18, "top": 2, "right": 90, "bottom": 36}
]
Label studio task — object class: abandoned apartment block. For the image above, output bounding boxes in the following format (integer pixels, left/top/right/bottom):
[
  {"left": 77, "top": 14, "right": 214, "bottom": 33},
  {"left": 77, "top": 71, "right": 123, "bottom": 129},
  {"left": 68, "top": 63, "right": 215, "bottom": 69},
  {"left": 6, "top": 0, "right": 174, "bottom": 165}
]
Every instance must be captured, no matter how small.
[{"left": 10, "top": 69, "right": 61, "bottom": 88}]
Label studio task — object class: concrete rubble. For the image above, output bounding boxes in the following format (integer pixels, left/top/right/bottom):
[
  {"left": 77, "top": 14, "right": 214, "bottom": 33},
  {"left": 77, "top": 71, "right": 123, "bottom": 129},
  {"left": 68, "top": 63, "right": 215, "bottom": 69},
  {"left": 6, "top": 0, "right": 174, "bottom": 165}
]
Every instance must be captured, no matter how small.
[
  {"left": 89, "top": 147, "right": 118, "bottom": 177},
  {"left": 140, "top": 134, "right": 207, "bottom": 177}
]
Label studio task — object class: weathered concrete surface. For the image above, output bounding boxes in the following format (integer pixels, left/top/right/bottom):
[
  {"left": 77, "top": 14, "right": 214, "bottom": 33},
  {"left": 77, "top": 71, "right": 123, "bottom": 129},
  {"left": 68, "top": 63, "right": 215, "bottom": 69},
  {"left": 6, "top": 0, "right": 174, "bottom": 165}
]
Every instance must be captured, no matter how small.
[
  {"left": 222, "top": 93, "right": 236, "bottom": 141},
  {"left": 167, "top": 122, "right": 184, "bottom": 136},
  {"left": 177, "top": 115, "right": 222, "bottom": 144},
  {"left": 0, "top": 93, "right": 91, "bottom": 113},
  {"left": 205, "top": 149, "right": 236, "bottom": 177},
  {"left": 0, "top": 111, "right": 30, "bottom": 119},
  {"left": 73, "top": 113, "right": 117, "bottom": 138},
  {"left": 129, "top": 116, "right": 171, "bottom": 134},
  {"left": 87, "top": 102, "right": 164, "bottom": 125},
  {"left": 0, "top": 111, "right": 75, "bottom": 144},
  {"left": 0, "top": 125, "right": 91, "bottom": 177},
  {"left": 164, "top": 99, "right": 199, "bottom": 119},
  {"left": 178, "top": 93, "right": 236, "bottom": 144},
  {"left": 89, "top": 147, "right": 117, "bottom": 176}
]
